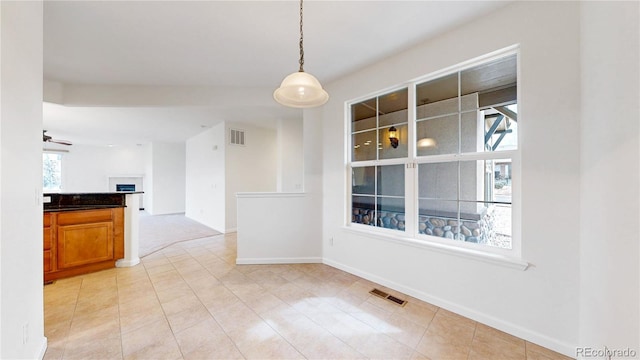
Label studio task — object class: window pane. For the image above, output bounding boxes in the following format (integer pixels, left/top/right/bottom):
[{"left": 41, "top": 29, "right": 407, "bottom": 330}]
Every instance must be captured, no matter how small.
[
  {"left": 485, "top": 111, "right": 518, "bottom": 152},
  {"left": 351, "top": 98, "right": 377, "bottom": 132},
  {"left": 416, "top": 114, "right": 458, "bottom": 156},
  {"left": 418, "top": 162, "right": 458, "bottom": 200},
  {"left": 352, "top": 130, "right": 377, "bottom": 162},
  {"left": 418, "top": 199, "right": 458, "bottom": 220},
  {"left": 493, "top": 160, "right": 512, "bottom": 203},
  {"left": 378, "top": 197, "right": 405, "bottom": 231},
  {"left": 416, "top": 73, "right": 459, "bottom": 119},
  {"left": 378, "top": 89, "right": 408, "bottom": 127},
  {"left": 352, "top": 166, "right": 375, "bottom": 195},
  {"left": 379, "top": 124, "right": 408, "bottom": 159},
  {"left": 455, "top": 159, "right": 513, "bottom": 249},
  {"left": 417, "top": 96, "right": 459, "bottom": 120},
  {"left": 352, "top": 195, "right": 375, "bottom": 226},
  {"left": 418, "top": 199, "right": 459, "bottom": 237},
  {"left": 461, "top": 110, "right": 518, "bottom": 153},
  {"left": 489, "top": 203, "right": 512, "bottom": 248},
  {"left": 459, "top": 201, "right": 512, "bottom": 249},
  {"left": 461, "top": 55, "right": 517, "bottom": 102},
  {"left": 460, "top": 106, "right": 484, "bottom": 153},
  {"left": 458, "top": 159, "right": 512, "bottom": 204},
  {"left": 43, "top": 153, "right": 62, "bottom": 192},
  {"left": 377, "top": 164, "right": 404, "bottom": 196},
  {"left": 351, "top": 89, "right": 408, "bottom": 163},
  {"left": 461, "top": 54, "right": 518, "bottom": 153}
]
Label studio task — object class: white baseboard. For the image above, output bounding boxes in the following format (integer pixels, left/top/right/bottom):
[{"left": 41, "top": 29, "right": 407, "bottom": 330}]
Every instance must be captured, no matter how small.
[
  {"left": 236, "top": 257, "right": 322, "bottom": 265},
  {"left": 322, "top": 258, "right": 576, "bottom": 359},
  {"left": 116, "top": 258, "right": 141, "bottom": 267},
  {"left": 37, "top": 336, "right": 48, "bottom": 360}
]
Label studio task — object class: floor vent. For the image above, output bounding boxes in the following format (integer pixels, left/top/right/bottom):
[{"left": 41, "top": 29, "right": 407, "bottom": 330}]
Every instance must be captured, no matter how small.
[
  {"left": 369, "top": 288, "right": 388, "bottom": 298},
  {"left": 369, "top": 288, "right": 407, "bottom": 307}
]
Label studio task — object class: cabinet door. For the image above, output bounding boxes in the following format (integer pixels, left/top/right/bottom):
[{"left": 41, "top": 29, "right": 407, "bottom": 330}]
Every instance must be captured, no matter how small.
[
  {"left": 43, "top": 228, "right": 52, "bottom": 272},
  {"left": 43, "top": 213, "right": 53, "bottom": 273},
  {"left": 57, "top": 222, "right": 114, "bottom": 269}
]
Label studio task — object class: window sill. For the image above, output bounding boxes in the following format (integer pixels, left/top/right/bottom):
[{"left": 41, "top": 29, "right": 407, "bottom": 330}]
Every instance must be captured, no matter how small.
[{"left": 342, "top": 226, "right": 529, "bottom": 271}]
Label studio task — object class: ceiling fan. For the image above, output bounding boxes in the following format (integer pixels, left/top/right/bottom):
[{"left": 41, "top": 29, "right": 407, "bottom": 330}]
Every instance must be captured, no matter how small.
[{"left": 43, "top": 130, "right": 72, "bottom": 146}]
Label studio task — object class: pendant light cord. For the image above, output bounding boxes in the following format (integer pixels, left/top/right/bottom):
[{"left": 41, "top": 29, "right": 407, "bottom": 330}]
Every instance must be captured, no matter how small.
[{"left": 298, "top": 0, "right": 305, "bottom": 72}]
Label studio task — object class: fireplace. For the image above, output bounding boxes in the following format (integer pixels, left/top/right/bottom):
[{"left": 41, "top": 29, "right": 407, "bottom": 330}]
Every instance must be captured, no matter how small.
[
  {"left": 116, "top": 184, "right": 136, "bottom": 192},
  {"left": 109, "top": 176, "right": 144, "bottom": 210}
]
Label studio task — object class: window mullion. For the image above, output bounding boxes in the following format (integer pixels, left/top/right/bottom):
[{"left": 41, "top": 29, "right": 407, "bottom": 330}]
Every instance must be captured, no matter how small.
[
  {"left": 457, "top": 71, "right": 462, "bottom": 233},
  {"left": 405, "top": 83, "right": 417, "bottom": 236},
  {"left": 404, "top": 162, "right": 416, "bottom": 236},
  {"left": 375, "top": 96, "right": 380, "bottom": 225}
]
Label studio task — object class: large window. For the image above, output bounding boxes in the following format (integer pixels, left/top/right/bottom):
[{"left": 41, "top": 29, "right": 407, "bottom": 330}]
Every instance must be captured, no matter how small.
[
  {"left": 43, "top": 152, "right": 63, "bottom": 192},
  {"left": 348, "top": 52, "right": 518, "bottom": 254}
]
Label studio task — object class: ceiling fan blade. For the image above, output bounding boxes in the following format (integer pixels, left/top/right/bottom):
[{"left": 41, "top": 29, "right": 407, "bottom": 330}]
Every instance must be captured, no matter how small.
[
  {"left": 43, "top": 130, "right": 72, "bottom": 145},
  {"left": 48, "top": 139, "right": 73, "bottom": 146}
]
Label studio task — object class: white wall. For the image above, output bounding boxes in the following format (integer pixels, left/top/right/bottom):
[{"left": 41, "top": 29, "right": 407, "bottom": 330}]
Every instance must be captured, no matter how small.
[
  {"left": 579, "top": 0, "right": 639, "bottom": 353},
  {"left": 225, "top": 123, "right": 277, "bottom": 231},
  {"left": 322, "top": 1, "right": 582, "bottom": 355},
  {"left": 235, "top": 107, "right": 323, "bottom": 265},
  {"left": 0, "top": 1, "right": 48, "bottom": 358},
  {"left": 59, "top": 143, "right": 146, "bottom": 200},
  {"left": 185, "top": 124, "right": 226, "bottom": 231},
  {"left": 147, "top": 142, "right": 185, "bottom": 215},
  {"left": 237, "top": 193, "right": 322, "bottom": 264},
  {"left": 276, "top": 117, "right": 304, "bottom": 192}
]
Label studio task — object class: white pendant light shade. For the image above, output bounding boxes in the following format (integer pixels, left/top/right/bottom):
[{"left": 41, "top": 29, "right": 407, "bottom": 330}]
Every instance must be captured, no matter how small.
[
  {"left": 273, "top": 71, "right": 329, "bottom": 108},
  {"left": 274, "top": 0, "right": 328, "bottom": 109}
]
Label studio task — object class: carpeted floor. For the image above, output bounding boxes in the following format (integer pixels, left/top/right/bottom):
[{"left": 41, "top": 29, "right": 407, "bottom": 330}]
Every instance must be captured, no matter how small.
[{"left": 138, "top": 212, "right": 222, "bottom": 257}]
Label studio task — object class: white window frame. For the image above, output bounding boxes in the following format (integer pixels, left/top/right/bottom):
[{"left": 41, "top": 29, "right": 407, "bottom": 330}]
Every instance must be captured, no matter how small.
[{"left": 345, "top": 47, "right": 524, "bottom": 266}]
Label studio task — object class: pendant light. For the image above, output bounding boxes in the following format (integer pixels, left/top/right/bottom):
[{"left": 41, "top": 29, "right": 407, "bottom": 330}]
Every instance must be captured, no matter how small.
[{"left": 273, "top": 0, "right": 329, "bottom": 108}]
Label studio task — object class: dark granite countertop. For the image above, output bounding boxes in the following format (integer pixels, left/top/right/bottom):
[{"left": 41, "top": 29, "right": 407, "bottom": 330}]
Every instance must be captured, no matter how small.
[
  {"left": 44, "top": 192, "right": 144, "bottom": 196},
  {"left": 44, "top": 205, "right": 125, "bottom": 213},
  {"left": 43, "top": 192, "right": 143, "bottom": 212}
]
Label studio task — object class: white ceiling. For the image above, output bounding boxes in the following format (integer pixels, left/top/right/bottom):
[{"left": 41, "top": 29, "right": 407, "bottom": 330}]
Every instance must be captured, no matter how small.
[{"left": 42, "top": 0, "right": 511, "bottom": 147}]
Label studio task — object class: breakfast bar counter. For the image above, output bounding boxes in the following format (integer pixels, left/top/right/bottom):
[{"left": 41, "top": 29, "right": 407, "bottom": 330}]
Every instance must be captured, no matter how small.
[{"left": 43, "top": 192, "right": 142, "bottom": 282}]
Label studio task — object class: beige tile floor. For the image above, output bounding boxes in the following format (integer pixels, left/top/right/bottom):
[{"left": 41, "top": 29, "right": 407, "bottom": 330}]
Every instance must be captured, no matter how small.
[{"left": 44, "top": 233, "right": 572, "bottom": 360}]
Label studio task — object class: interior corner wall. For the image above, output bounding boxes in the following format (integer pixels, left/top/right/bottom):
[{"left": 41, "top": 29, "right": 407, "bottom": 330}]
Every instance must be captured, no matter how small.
[
  {"left": 578, "top": 0, "right": 640, "bottom": 352},
  {"left": 147, "top": 142, "right": 185, "bottom": 215},
  {"left": 0, "top": 1, "right": 48, "bottom": 358},
  {"left": 322, "top": 1, "right": 581, "bottom": 356},
  {"left": 185, "top": 123, "right": 226, "bottom": 232},
  {"left": 225, "top": 123, "right": 277, "bottom": 232},
  {"left": 276, "top": 118, "right": 304, "bottom": 192}
]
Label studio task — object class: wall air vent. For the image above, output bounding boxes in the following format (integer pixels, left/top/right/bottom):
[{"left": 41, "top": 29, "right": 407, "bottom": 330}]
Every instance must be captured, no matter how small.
[{"left": 229, "top": 129, "right": 245, "bottom": 146}]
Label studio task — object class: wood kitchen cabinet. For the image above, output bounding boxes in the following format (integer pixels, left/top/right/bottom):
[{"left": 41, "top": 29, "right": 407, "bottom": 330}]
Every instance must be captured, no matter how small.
[
  {"left": 44, "top": 207, "right": 124, "bottom": 283},
  {"left": 43, "top": 213, "right": 53, "bottom": 273}
]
